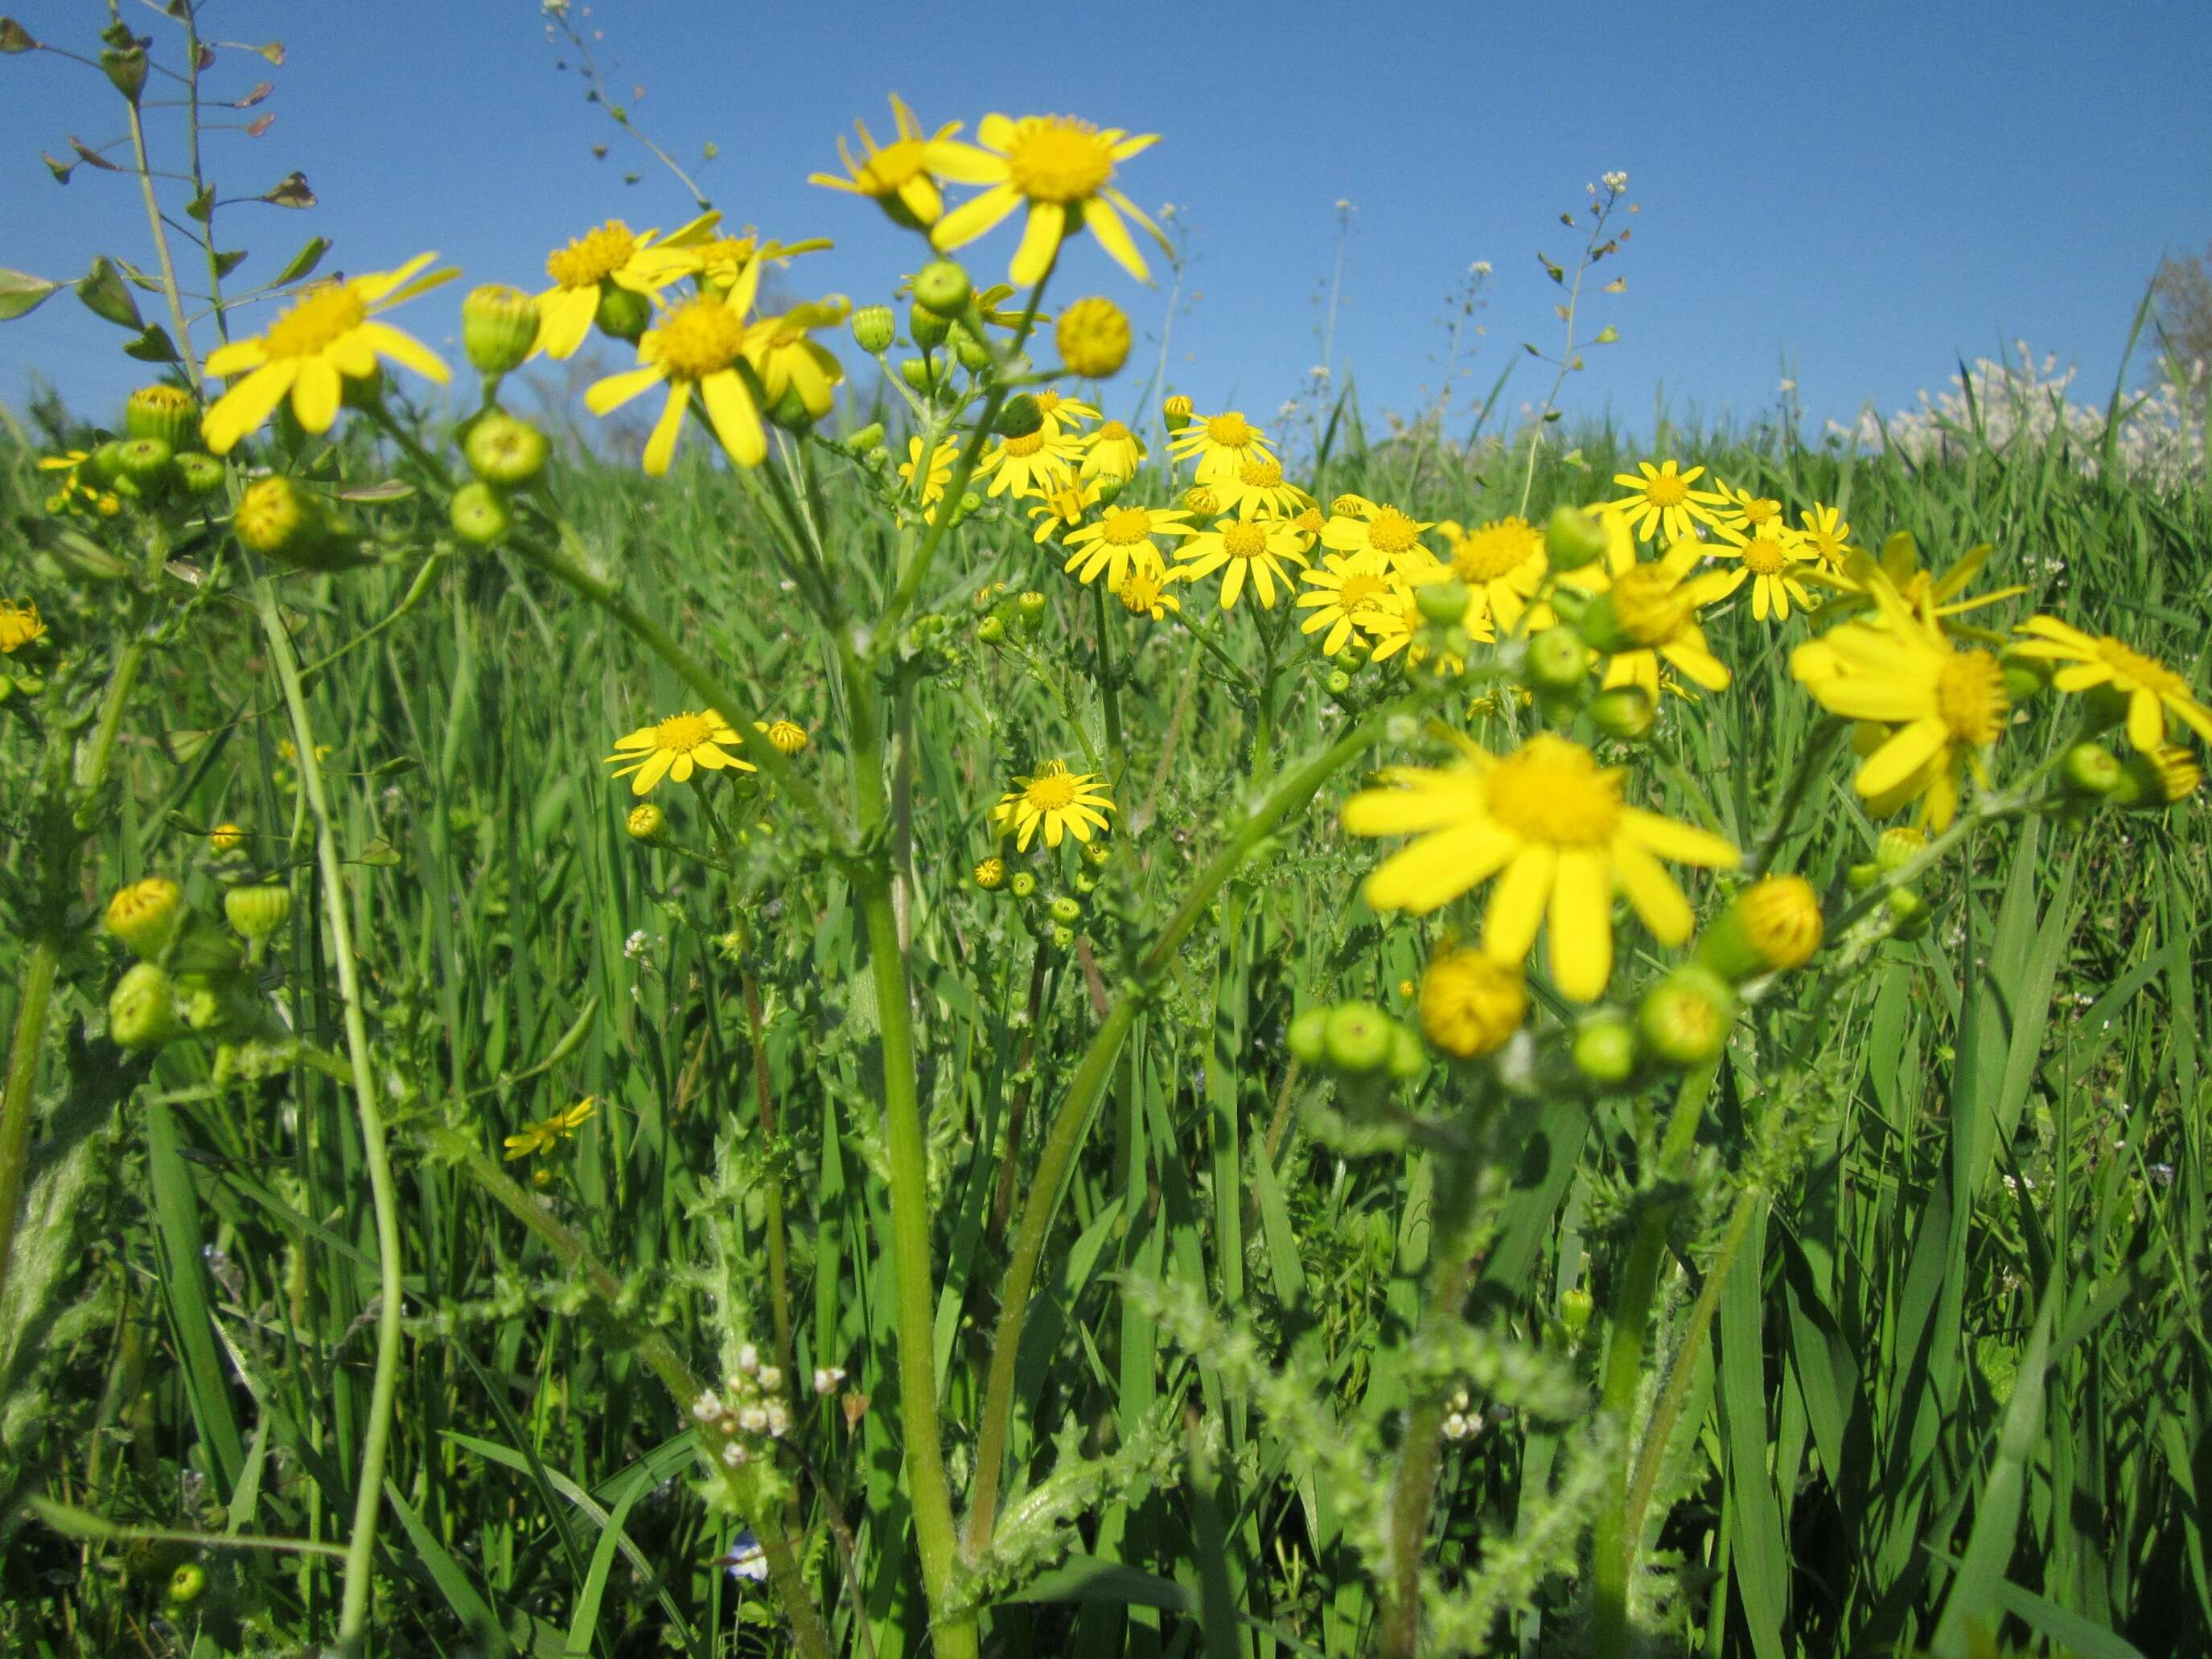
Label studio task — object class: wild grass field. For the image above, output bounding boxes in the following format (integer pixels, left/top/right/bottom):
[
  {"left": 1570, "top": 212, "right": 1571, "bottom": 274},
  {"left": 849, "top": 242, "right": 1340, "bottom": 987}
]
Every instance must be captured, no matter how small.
[{"left": 3, "top": 16, "right": 2212, "bottom": 1659}]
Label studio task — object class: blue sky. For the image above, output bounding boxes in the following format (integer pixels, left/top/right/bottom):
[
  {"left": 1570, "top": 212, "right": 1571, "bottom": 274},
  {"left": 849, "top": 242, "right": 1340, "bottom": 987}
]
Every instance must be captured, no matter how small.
[{"left": 3, "top": 0, "right": 2207, "bottom": 443}]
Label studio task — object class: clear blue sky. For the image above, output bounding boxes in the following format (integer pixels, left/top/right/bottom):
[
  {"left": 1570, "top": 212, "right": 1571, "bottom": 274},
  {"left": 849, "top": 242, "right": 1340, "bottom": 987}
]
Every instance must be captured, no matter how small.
[{"left": 3, "top": 0, "right": 2207, "bottom": 443}]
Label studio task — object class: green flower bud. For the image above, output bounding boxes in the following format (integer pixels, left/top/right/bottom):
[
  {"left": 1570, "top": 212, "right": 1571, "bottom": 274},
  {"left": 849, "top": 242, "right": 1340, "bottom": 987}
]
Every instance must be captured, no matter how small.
[
  {"left": 767, "top": 381, "right": 818, "bottom": 433},
  {"left": 1544, "top": 504, "right": 1610, "bottom": 570},
  {"left": 1874, "top": 826, "right": 1928, "bottom": 874},
  {"left": 1525, "top": 626, "right": 1588, "bottom": 692},
  {"left": 1587, "top": 685, "right": 1655, "bottom": 741},
  {"left": 912, "top": 260, "right": 972, "bottom": 316},
  {"left": 1092, "top": 472, "right": 1127, "bottom": 507},
  {"left": 899, "top": 357, "right": 941, "bottom": 393},
  {"left": 1326, "top": 669, "right": 1354, "bottom": 696},
  {"left": 449, "top": 482, "right": 512, "bottom": 547},
  {"left": 461, "top": 284, "right": 540, "bottom": 374},
  {"left": 1083, "top": 840, "right": 1111, "bottom": 868},
  {"left": 224, "top": 883, "right": 293, "bottom": 944},
  {"left": 909, "top": 304, "right": 951, "bottom": 350},
  {"left": 1017, "top": 589, "right": 1047, "bottom": 620},
  {"left": 1073, "top": 871, "right": 1097, "bottom": 895},
  {"left": 1637, "top": 966, "right": 1737, "bottom": 1068},
  {"left": 167, "top": 1562, "right": 208, "bottom": 1607},
  {"left": 996, "top": 394, "right": 1045, "bottom": 438},
  {"left": 627, "top": 803, "right": 668, "bottom": 843},
  {"left": 1845, "top": 860, "right": 1881, "bottom": 891},
  {"left": 1388, "top": 1022, "right": 1426, "bottom": 1081},
  {"left": 1886, "top": 886, "right": 1931, "bottom": 940},
  {"left": 1560, "top": 1287, "right": 1594, "bottom": 1337},
  {"left": 847, "top": 421, "right": 886, "bottom": 454},
  {"left": 1696, "top": 875, "right": 1823, "bottom": 981},
  {"left": 464, "top": 413, "right": 549, "bottom": 487},
  {"left": 2061, "top": 741, "right": 2124, "bottom": 799},
  {"left": 976, "top": 614, "right": 1006, "bottom": 644},
  {"left": 125, "top": 384, "right": 197, "bottom": 451},
  {"left": 973, "top": 856, "right": 1007, "bottom": 891},
  {"left": 1048, "top": 894, "right": 1083, "bottom": 925},
  {"left": 109, "top": 962, "right": 183, "bottom": 1051},
  {"left": 88, "top": 438, "right": 133, "bottom": 484},
  {"left": 173, "top": 451, "right": 224, "bottom": 495},
  {"left": 1322, "top": 1000, "right": 1396, "bottom": 1075},
  {"left": 1288, "top": 1006, "right": 1330, "bottom": 1066},
  {"left": 113, "top": 437, "right": 172, "bottom": 488},
  {"left": 952, "top": 324, "right": 994, "bottom": 373},
  {"left": 1416, "top": 580, "right": 1472, "bottom": 628},
  {"left": 232, "top": 476, "right": 320, "bottom": 560},
  {"left": 1162, "top": 394, "right": 1193, "bottom": 431},
  {"left": 1050, "top": 922, "right": 1076, "bottom": 951},
  {"left": 850, "top": 306, "right": 897, "bottom": 355},
  {"left": 1999, "top": 648, "right": 2053, "bottom": 704},
  {"left": 105, "top": 877, "right": 183, "bottom": 959},
  {"left": 1571, "top": 1010, "right": 1639, "bottom": 1086},
  {"left": 1010, "top": 871, "right": 1038, "bottom": 901},
  {"left": 594, "top": 284, "right": 652, "bottom": 343}
]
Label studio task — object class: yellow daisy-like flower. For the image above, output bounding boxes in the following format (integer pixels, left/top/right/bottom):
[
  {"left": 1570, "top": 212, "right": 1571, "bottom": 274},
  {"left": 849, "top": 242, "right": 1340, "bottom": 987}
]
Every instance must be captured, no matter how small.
[
  {"left": 1170, "top": 409, "right": 1277, "bottom": 478},
  {"left": 931, "top": 113, "right": 1166, "bottom": 285},
  {"left": 1029, "top": 478, "right": 1104, "bottom": 544},
  {"left": 1607, "top": 459, "right": 1726, "bottom": 544},
  {"left": 980, "top": 426, "right": 1083, "bottom": 500},
  {"left": 1790, "top": 595, "right": 2008, "bottom": 831},
  {"left": 901, "top": 436, "right": 958, "bottom": 507},
  {"left": 1708, "top": 521, "right": 1817, "bottom": 622},
  {"left": 605, "top": 709, "right": 756, "bottom": 796},
  {"left": 1080, "top": 419, "right": 1145, "bottom": 483},
  {"left": 1342, "top": 732, "right": 1741, "bottom": 1001},
  {"left": 1116, "top": 564, "right": 1182, "bottom": 621},
  {"left": 585, "top": 263, "right": 767, "bottom": 476},
  {"left": 2010, "top": 618, "right": 2212, "bottom": 752},
  {"left": 1206, "top": 454, "right": 1313, "bottom": 520},
  {"left": 1714, "top": 481, "right": 1786, "bottom": 536},
  {"left": 200, "top": 253, "right": 455, "bottom": 454},
  {"left": 537, "top": 212, "right": 721, "bottom": 361},
  {"left": 0, "top": 599, "right": 48, "bottom": 654},
  {"left": 1797, "top": 503, "right": 1857, "bottom": 569},
  {"left": 808, "top": 95, "right": 997, "bottom": 227},
  {"left": 694, "top": 231, "right": 834, "bottom": 296},
  {"left": 1321, "top": 499, "right": 1436, "bottom": 576},
  {"left": 1433, "top": 516, "right": 1547, "bottom": 631},
  {"left": 1174, "top": 515, "right": 1310, "bottom": 610},
  {"left": 1565, "top": 533, "right": 1735, "bottom": 698},
  {"left": 1297, "top": 551, "right": 1404, "bottom": 656},
  {"left": 1063, "top": 503, "right": 1195, "bottom": 588},
  {"left": 1029, "top": 388, "right": 1100, "bottom": 438},
  {"left": 504, "top": 1098, "right": 597, "bottom": 1160},
  {"left": 993, "top": 758, "right": 1115, "bottom": 851},
  {"left": 1807, "top": 537, "right": 2024, "bottom": 642},
  {"left": 744, "top": 298, "right": 850, "bottom": 423}
]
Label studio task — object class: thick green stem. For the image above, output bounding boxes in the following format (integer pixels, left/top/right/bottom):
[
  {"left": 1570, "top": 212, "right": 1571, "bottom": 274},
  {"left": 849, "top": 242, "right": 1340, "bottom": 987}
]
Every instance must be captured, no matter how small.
[{"left": 251, "top": 582, "right": 402, "bottom": 1644}]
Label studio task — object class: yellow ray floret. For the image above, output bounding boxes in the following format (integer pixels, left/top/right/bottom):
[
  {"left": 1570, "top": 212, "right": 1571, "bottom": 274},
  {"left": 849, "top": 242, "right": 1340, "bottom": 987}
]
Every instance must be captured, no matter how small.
[
  {"left": 605, "top": 709, "right": 755, "bottom": 796},
  {"left": 993, "top": 759, "right": 1115, "bottom": 851},
  {"left": 932, "top": 113, "right": 1166, "bottom": 285}
]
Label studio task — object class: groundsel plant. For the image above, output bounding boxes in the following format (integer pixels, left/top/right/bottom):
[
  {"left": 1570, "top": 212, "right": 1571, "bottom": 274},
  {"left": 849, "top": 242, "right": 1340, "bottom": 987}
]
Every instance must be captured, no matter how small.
[{"left": 1, "top": 11, "right": 2207, "bottom": 1659}]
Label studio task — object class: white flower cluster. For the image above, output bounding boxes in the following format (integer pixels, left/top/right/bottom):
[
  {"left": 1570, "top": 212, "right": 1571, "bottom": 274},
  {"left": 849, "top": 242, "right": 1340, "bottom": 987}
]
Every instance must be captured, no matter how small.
[
  {"left": 692, "top": 1343, "right": 791, "bottom": 1468},
  {"left": 1830, "top": 342, "right": 2207, "bottom": 489},
  {"left": 1441, "top": 1386, "right": 1483, "bottom": 1443}
]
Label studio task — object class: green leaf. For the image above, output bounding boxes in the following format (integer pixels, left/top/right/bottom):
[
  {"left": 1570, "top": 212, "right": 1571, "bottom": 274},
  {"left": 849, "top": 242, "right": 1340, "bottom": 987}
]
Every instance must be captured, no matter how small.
[
  {"left": 76, "top": 255, "right": 142, "bottom": 329},
  {"left": 272, "top": 236, "right": 330, "bottom": 285},
  {"left": 121, "top": 324, "right": 179, "bottom": 363},
  {"left": 351, "top": 837, "right": 401, "bottom": 868},
  {"left": 0, "top": 269, "right": 60, "bottom": 322},
  {"left": 213, "top": 248, "right": 248, "bottom": 279}
]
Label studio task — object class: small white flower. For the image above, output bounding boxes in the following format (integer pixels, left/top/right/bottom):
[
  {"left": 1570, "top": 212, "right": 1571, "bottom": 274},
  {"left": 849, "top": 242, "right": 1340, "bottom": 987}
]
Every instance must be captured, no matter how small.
[
  {"left": 756, "top": 1365, "right": 783, "bottom": 1392},
  {"left": 720, "top": 1440, "right": 748, "bottom": 1468},
  {"left": 691, "top": 1390, "right": 722, "bottom": 1422},
  {"left": 738, "top": 1405, "right": 769, "bottom": 1434},
  {"left": 813, "top": 1365, "right": 846, "bottom": 1394},
  {"left": 1601, "top": 170, "right": 1629, "bottom": 192}
]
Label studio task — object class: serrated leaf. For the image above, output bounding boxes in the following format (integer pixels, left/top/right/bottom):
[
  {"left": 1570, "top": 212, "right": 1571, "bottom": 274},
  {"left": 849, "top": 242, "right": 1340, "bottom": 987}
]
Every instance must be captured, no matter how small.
[
  {"left": 262, "top": 170, "right": 315, "bottom": 208},
  {"left": 0, "top": 269, "right": 60, "bottom": 322},
  {"left": 76, "top": 257, "right": 143, "bottom": 329},
  {"left": 272, "top": 236, "right": 330, "bottom": 285},
  {"left": 122, "top": 324, "right": 180, "bottom": 363},
  {"left": 213, "top": 248, "right": 248, "bottom": 278}
]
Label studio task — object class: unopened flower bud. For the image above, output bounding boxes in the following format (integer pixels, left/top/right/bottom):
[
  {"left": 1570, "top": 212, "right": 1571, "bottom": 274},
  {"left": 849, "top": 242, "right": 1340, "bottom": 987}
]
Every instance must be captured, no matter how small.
[
  {"left": 952, "top": 325, "right": 994, "bottom": 373},
  {"left": 1182, "top": 484, "right": 1219, "bottom": 515},
  {"left": 2113, "top": 745, "right": 2202, "bottom": 810},
  {"left": 1326, "top": 669, "right": 1353, "bottom": 696},
  {"left": 1322, "top": 1000, "right": 1396, "bottom": 1075},
  {"left": 594, "top": 284, "right": 652, "bottom": 343},
  {"left": 1162, "top": 394, "right": 1193, "bottom": 430},
  {"left": 1697, "top": 875, "right": 1823, "bottom": 980},
  {"left": 1544, "top": 504, "right": 1609, "bottom": 570},
  {"left": 1637, "top": 966, "right": 1737, "bottom": 1068},
  {"left": 1056, "top": 297, "right": 1131, "bottom": 377},
  {"left": 913, "top": 259, "right": 972, "bottom": 316},
  {"left": 2061, "top": 741, "right": 2123, "bottom": 799},
  {"left": 1010, "top": 872, "right": 1038, "bottom": 901},
  {"left": 909, "top": 303, "right": 951, "bottom": 349},
  {"left": 126, "top": 384, "right": 197, "bottom": 451},
  {"left": 465, "top": 413, "right": 549, "bottom": 487},
  {"left": 113, "top": 437, "right": 172, "bottom": 488},
  {"left": 1524, "top": 626, "right": 1588, "bottom": 692},
  {"left": 847, "top": 421, "right": 886, "bottom": 454},
  {"left": 462, "top": 284, "right": 541, "bottom": 374},
  {"left": 233, "top": 476, "right": 320, "bottom": 559},
  {"left": 1588, "top": 685, "right": 1655, "bottom": 741},
  {"left": 2000, "top": 649, "right": 2053, "bottom": 704},
  {"left": 627, "top": 803, "right": 668, "bottom": 842},
  {"left": 224, "top": 883, "right": 293, "bottom": 943},
  {"left": 1417, "top": 948, "right": 1526, "bottom": 1059},
  {"left": 1016, "top": 589, "right": 1047, "bottom": 620},
  {"left": 996, "top": 394, "right": 1044, "bottom": 438},
  {"left": 174, "top": 451, "right": 224, "bottom": 495},
  {"left": 1874, "top": 826, "right": 1927, "bottom": 874},
  {"left": 1560, "top": 1287, "right": 1594, "bottom": 1337},
  {"left": 850, "top": 306, "right": 896, "bottom": 355},
  {"left": 1571, "top": 1010, "right": 1639, "bottom": 1086},
  {"left": 109, "top": 962, "right": 183, "bottom": 1051},
  {"left": 105, "top": 877, "right": 183, "bottom": 959},
  {"left": 1048, "top": 893, "right": 1082, "bottom": 925},
  {"left": 209, "top": 823, "right": 247, "bottom": 853},
  {"left": 449, "top": 482, "right": 512, "bottom": 547},
  {"left": 1416, "top": 580, "right": 1472, "bottom": 628},
  {"left": 974, "top": 856, "right": 1006, "bottom": 891},
  {"left": 167, "top": 1562, "right": 208, "bottom": 1607},
  {"left": 976, "top": 614, "right": 1006, "bottom": 643},
  {"left": 1886, "top": 886, "right": 1931, "bottom": 940},
  {"left": 1050, "top": 922, "right": 1076, "bottom": 951},
  {"left": 1288, "top": 1006, "right": 1330, "bottom": 1066},
  {"left": 89, "top": 439, "right": 132, "bottom": 484}
]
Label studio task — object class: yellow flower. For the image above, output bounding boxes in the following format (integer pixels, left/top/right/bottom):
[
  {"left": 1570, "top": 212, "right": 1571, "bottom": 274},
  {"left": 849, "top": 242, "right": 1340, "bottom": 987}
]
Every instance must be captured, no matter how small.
[
  {"left": 1055, "top": 296, "right": 1132, "bottom": 377},
  {"left": 2010, "top": 618, "right": 2212, "bottom": 751},
  {"left": 808, "top": 95, "right": 997, "bottom": 228},
  {"left": 979, "top": 426, "right": 1082, "bottom": 500},
  {"left": 1565, "top": 534, "right": 1734, "bottom": 697},
  {"left": 1790, "top": 596, "right": 2008, "bottom": 831},
  {"left": 1433, "top": 516, "right": 1547, "bottom": 631},
  {"left": 208, "top": 823, "right": 247, "bottom": 853},
  {"left": 993, "top": 759, "right": 1115, "bottom": 851},
  {"left": 744, "top": 298, "right": 850, "bottom": 423},
  {"left": 1029, "top": 478, "right": 1103, "bottom": 543},
  {"left": 0, "top": 599, "right": 48, "bottom": 654},
  {"left": 35, "top": 450, "right": 97, "bottom": 512},
  {"left": 757, "top": 719, "right": 810, "bottom": 756},
  {"left": 1116, "top": 565, "right": 1182, "bottom": 621},
  {"left": 537, "top": 212, "right": 721, "bottom": 360},
  {"left": 1080, "top": 420, "right": 1145, "bottom": 483},
  {"left": 201, "top": 254, "right": 455, "bottom": 454},
  {"left": 1606, "top": 459, "right": 1725, "bottom": 544},
  {"left": 605, "top": 709, "right": 755, "bottom": 796},
  {"left": 1321, "top": 499, "right": 1435, "bottom": 575},
  {"left": 1418, "top": 949, "right": 1527, "bottom": 1058},
  {"left": 1707, "top": 521, "right": 1817, "bottom": 622},
  {"left": 1174, "top": 515, "right": 1310, "bottom": 610},
  {"left": 504, "top": 1098, "right": 596, "bottom": 1160},
  {"left": 1170, "top": 409, "right": 1276, "bottom": 478},
  {"left": 1029, "top": 387, "right": 1100, "bottom": 438},
  {"left": 1714, "top": 481, "right": 1786, "bottom": 536},
  {"left": 1797, "top": 502, "right": 1858, "bottom": 568},
  {"left": 1062, "top": 503, "right": 1194, "bottom": 588},
  {"left": 1807, "top": 538, "right": 2024, "bottom": 641},
  {"left": 695, "top": 230, "right": 834, "bottom": 295},
  {"left": 1207, "top": 454, "right": 1313, "bottom": 520},
  {"left": 1342, "top": 732, "right": 1740, "bottom": 1001},
  {"left": 931, "top": 113, "right": 1166, "bottom": 285},
  {"left": 1296, "top": 551, "right": 1404, "bottom": 656},
  {"left": 584, "top": 264, "right": 767, "bottom": 476},
  {"left": 901, "top": 436, "right": 958, "bottom": 507}
]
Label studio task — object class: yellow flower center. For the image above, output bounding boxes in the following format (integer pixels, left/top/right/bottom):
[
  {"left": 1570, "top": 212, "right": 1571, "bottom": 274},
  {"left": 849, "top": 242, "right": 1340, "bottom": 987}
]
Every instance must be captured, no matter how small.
[
  {"left": 1483, "top": 736, "right": 1622, "bottom": 847},
  {"left": 1100, "top": 507, "right": 1153, "bottom": 544},
  {"left": 1934, "top": 650, "right": 2008, "bottom": 745},
  {"left": 1034, "top": 389, "right": 1063, "bottom": 415},
  {"left": 1205, "top": 413, "right": 1255, "bottom": 449},
  {"left": 1004, "top": 431, "right": 1047, "bottom": 458},
  {"left": 1120, "top": 570, "right": 1165, "bottom": 612},
  {"left": 700, "top": 235, "right": 758, "bottom": 267},
  {"left": 654, "top": 712, "right": 718, "bottom": 754},
  {"left": 2094, "top": 637, "right": 2186, "bottom": 695},
  {"left": 1338, "top": 571, "right": 1388, "bottom": 609},
  {"left": 1609, "top": 565, "right": 1692, "bottom": 645},
  {"left": 646, "top": 298, "right": 747, "bottom": 381},
  {"left": 1642, "top": 474, "right": 1688, "bottom": 507},
  {"left": 1741, "top": 538, "right": 1787, "bottom": 576},
  {"left": 546, "top": 221, "right": 638, "bottom": 290},
  {"left": 262, "top": 283, "right": 368, "bottom": 359},
  {"left": 1003, "top": 117, "right": 1116, "bottom": 203},
  {"left": 1024, "top": 768, "right": 1079, "bottom": 811},
  {"left": 1223, "top": 520, "right": 1269, "bottom": 560},
  {"left": 1097, "top": 420, "right": 1131, "bottom": 442},
  {"left": 1239, "top": 458, "right": 1284, "bottom": 487},
  {"left": 1741, "top": 497, "right": 1780, "bottom": 527},
  {"left": 1366, "top": 509, "right": 1421, "bottom": 556},
  {"left": 1451, "top": 519, "right": 1540, "bottom": 581},
  {"left": 1293, "top": 507, "right": 1326, "bottom": 535}
]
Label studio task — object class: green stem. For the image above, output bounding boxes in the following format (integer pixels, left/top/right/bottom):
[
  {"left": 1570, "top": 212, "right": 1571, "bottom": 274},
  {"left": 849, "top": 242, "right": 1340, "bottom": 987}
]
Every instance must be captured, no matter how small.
[
  {"left": 1094, "top": 581, "right": 1127, "bottom": 790},
  {"left": 740, "top": 966, "right": 796, "bottom": 1374},
  {"left": 1748, "top": 717, "right": 1848, "bottom": 876},
  {"left": 121, "top": 94, "right": 200, "bottom": 392},
  {"left": 963, "top": 711, "right": 1396, "bottom": 1554},
  {"left": 250, "top": 581, "right": 402, "bottom": 1644}
]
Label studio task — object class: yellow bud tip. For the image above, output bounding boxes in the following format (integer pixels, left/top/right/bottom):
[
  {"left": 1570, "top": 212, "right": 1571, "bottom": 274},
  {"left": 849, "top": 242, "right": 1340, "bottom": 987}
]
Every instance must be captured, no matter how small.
[{"left": 1417, "top": 949, "right": 1527, "bottom": 1059}]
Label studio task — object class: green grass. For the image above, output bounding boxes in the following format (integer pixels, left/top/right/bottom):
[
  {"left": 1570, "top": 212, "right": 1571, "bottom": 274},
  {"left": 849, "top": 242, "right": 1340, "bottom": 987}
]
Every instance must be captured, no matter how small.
[{"left": 2, "top": 399, "right": 2210, "bottom": 1659}]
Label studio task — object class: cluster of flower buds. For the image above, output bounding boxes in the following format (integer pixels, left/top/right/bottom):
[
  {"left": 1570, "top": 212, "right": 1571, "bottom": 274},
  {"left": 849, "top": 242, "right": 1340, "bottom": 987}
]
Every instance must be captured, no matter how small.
[
  {"left": 1287, "top": 999, "right": 1425, "bottom": 1107},
  {"left": 1441, "top": 1387, "right": 1484, "bottom": 1443},
  {"left": 692, "top": 1343, "right": 793, "bottom": 1469},
  {"left": 975, "top": 586, "right": 1050, "bottom": 647},
  {"left": 105, "top": 868, "right": 296, "bottom": 1055},
  {"left": 1844, "top": 826, "right": 1935, "bottom": 941}
]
